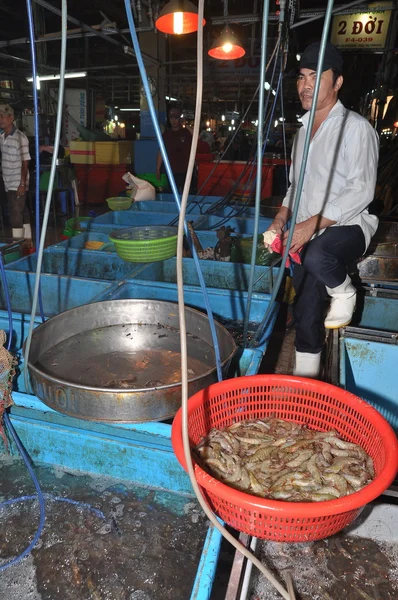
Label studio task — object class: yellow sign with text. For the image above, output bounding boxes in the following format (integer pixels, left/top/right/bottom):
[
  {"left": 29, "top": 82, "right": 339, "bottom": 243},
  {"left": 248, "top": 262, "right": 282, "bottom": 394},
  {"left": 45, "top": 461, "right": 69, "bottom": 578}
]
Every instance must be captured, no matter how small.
[{"left": 330, "top": 10, "right": 391, "bottom": 49}]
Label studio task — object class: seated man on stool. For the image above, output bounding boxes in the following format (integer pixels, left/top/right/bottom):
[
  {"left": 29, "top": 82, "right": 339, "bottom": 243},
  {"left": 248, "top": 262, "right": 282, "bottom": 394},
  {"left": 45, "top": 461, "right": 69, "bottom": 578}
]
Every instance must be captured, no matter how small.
[
  {"left": 264, "top": 42, "right": 379, "bottom": 378},
  {"left": 0, "top": 104, "right": 31, "bottom": 244}
]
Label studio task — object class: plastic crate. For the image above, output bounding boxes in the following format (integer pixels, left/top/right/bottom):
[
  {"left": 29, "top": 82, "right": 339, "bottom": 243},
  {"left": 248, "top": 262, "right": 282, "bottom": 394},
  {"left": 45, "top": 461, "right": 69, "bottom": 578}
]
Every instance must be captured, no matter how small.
[
  {"left": 69, "top": 141, "right": 95, "bottom": 165},
  {"left": 95, "top": 141, "right": 133, "bottom": 165}
]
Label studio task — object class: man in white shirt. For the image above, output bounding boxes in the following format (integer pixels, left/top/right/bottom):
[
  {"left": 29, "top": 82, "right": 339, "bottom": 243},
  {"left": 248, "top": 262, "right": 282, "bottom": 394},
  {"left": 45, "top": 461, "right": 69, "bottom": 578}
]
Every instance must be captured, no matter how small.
[
  {"left": 0, "top": 104, "right": 31, "bottom": 241},
  {"left": 264, "top": 42, "right": 379, "bottom": 378}
]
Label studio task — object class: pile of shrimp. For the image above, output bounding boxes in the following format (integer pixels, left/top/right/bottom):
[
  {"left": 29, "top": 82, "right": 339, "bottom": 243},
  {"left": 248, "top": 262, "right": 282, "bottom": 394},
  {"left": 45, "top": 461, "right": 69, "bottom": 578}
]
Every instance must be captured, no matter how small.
[{"left": 194, "top": 418, "right": 374, "bottom": 502}]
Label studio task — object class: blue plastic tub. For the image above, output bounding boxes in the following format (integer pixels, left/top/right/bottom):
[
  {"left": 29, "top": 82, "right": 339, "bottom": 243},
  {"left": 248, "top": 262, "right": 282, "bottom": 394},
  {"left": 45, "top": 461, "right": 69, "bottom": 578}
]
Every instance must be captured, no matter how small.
[
  {"left": 110, "top": 279, "right": 278, "bottom": 348},
  {"left": 53, "top": 232, "right": 116, "bottom": 252},
  {"left": 0, "top": 309, "right": 41, "bottom": 354},
  {"left": 128, "top": 257, "right": 279, "bottom": 294},
  {"left": 340, "top": 295, "right": 398, "bottom": 432},
  {"left": 6, "top": 248, "right": 137, "bottom": 281},
  {"left": 0, "top": 271, "right": 115, "bottom": 315},
  {"left": 131, "top": 200, "right": 203, "bottom": 214},
  {"left": 88, "top": 211, "right": 272, "bottom": 235},
  {"left": 340, "top": 335, "right": 398, "bottom": 432},
  {"left": 131, "top": 199, "right": 261, "bottom": 220},
  {"left": 352, "top": 294, "right": 398, "bottom": 332},
  {"left": 156, "top": 193, "right": 222, "bottom": 204},
  {"left": 52, "top": 229, "right": 250, "bottom": 255}
]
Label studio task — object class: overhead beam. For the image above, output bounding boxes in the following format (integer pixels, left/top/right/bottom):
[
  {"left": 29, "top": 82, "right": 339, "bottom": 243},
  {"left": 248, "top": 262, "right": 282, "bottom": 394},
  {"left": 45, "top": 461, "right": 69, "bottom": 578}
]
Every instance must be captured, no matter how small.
[
  {"left": 0, "top": 51, "right": 53, "bottom": 71},
  {"left": 0, "top": 26, "right": 153, "bottom": 48},
  {"left": 30, "top": 0, "right": 159, "bottom": 66},
  {"left": 210, "top": 3, "right": 394, "bottom": 25}
]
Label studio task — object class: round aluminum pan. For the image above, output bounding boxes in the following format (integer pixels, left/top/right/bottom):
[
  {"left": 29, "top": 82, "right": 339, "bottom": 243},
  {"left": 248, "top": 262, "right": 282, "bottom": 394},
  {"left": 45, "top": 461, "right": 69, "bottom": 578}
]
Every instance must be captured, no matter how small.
[{"left": 25, "top": 299, "right": 237, "bottom": 423}]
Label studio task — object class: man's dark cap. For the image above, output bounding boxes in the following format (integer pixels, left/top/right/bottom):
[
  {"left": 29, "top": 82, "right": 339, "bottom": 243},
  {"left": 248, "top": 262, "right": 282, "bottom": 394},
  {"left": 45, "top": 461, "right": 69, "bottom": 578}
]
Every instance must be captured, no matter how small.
[
  {"left": 299, "top": 42, "right": 343, "bottom": 73},
  {"left": 168, "top": 107, "right": 182, "bottom": 117}
]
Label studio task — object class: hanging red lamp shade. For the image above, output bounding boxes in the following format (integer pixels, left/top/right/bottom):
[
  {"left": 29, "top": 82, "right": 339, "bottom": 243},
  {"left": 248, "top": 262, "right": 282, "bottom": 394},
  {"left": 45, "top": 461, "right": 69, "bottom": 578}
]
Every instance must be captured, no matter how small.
[
  {"left": 155, "top": 0, "right": 206, "bottom": 35},
  {"left": 208, "top": 27, "right": 245, "bottom": 60}
]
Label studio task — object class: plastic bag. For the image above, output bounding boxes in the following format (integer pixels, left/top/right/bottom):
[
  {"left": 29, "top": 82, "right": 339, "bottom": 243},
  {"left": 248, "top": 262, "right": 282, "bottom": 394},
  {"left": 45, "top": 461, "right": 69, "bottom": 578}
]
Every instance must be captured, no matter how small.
[
  {"left": 122, "top": 172, "right": 156, "bottom": 201},
  {"left": 230, "top": 235, "right": 278, "bottom": 266}
]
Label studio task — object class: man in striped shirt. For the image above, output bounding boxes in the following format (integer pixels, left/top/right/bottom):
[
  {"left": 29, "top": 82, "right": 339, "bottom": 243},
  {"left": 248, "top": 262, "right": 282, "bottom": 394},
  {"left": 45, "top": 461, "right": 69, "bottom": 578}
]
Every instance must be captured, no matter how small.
[{"left": 0, "top": 104, "right": 31, "bottom": 241}]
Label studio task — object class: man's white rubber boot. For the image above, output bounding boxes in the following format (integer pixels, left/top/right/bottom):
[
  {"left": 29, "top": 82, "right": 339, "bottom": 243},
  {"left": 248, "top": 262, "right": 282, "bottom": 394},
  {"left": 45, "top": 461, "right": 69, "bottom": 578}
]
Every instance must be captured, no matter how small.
[
  {"left": 293, "top": 351, "right": 321, "bottom": 378},
  {"left": 325, "top": 275, "right": 356, "bottom": 329},
  {"left": 23, "top": 223, "right": 33, "bottom": 248},
  {"left": 23, "top": 223, "right": 32, "bottom": 239},
  {"left": 12, "top": 228, "right": 24, "bottom": 239}
]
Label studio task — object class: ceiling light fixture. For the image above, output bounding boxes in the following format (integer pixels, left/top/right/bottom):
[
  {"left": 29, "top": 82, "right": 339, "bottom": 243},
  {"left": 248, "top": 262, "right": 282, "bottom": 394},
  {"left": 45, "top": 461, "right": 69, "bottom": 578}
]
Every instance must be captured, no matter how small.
[
  {"left": 119, "top": 108, "right": 140, "bottom": 112},
  {"left": 155, "top": 0, "right": 206, "bottom": 35},
  {"left": 208, "top": 27, "right": 245, "bottom": 60},
  {"left": 26, "top": 71, "right": 87, "bottom": 82}
]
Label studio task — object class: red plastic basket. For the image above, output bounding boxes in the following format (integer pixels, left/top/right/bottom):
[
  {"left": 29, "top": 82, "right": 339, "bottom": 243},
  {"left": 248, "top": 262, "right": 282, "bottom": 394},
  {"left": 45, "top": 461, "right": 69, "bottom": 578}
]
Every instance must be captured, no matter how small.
[{"left": 171, "top": 374, "right": 398, "bottom": 542}]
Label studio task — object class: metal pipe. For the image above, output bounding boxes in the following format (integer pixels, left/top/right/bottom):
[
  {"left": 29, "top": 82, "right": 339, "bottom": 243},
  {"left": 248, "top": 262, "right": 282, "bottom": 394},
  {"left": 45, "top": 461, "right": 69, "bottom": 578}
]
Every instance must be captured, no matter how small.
[
  {"left": 31, "top": 0, "right": 159, "bottom": 65},
  {"left": 0, "top": 26, "right": 156, "bottom": 48},
  {"left": 131, "top": 0, "right": 138, "bottom": 21},
  {"left": 147, "top": 0, "right": 154, "bottom": 29},
  {"left": 243, "top": 0, "right": 271, "bottom": 343},
  {"left": 0, "top": 51, "right": 52, "bottom": 70},
  {"left": 137, "top": 0, "right": 143, "bottom": 24},
  {"left": 251, "top": 0, "right": 257, "bottom": 58},
  {"left": 290, "top": 0, "right": 369, "bottom": 29}
]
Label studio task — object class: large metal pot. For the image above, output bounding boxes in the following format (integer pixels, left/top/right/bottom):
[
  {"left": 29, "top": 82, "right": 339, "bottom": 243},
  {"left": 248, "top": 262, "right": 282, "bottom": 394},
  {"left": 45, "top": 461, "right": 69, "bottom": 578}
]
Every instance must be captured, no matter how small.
[{"left": 25, "top": 299, "right": 237, "bottom": 423}]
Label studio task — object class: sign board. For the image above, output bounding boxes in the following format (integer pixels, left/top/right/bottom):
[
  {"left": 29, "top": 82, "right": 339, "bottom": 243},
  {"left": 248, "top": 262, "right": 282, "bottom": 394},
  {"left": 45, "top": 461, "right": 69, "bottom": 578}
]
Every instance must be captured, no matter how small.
[
  {"left": 64, "top": 89, "right": 87, "bottom": 142},
  {"left": 330, "top": 9, "right": 392, "bottom": 50}
]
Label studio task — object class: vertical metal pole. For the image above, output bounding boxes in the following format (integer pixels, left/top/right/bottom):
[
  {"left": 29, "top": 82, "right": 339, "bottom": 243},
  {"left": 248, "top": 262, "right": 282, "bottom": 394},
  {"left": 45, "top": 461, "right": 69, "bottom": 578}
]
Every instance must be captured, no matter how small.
[
  {"left": 243, "top": 0, "right": 271, "bottom": 343},
  {"left": 376, "top": 7, "right": 398, "bottom": 133}
]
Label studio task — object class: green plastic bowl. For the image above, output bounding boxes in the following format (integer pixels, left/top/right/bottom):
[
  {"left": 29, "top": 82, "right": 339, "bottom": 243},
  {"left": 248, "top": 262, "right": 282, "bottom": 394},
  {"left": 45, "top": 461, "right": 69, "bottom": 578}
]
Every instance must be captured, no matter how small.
[
  {"left": 65, "top": 217, "right": 92, "bottom": 234},
  {"left": 106, "top": 197, "right": 133, "bottom": 211}
]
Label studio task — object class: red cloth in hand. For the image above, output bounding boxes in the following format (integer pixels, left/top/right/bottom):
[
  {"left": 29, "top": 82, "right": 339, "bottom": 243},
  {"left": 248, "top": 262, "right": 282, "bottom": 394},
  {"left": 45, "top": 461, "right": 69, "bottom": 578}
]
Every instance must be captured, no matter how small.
[{"left": 270, "top": 234, "right": 302, "bottom": 266}]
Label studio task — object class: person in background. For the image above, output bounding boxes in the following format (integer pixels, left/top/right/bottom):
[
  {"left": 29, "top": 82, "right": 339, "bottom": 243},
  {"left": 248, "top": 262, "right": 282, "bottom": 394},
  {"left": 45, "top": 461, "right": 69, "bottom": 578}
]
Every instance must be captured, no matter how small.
[
  {"left": 199, "top": 125, "right": 214, "bottom": 152},
  {"left": 0, "top": 104, "right": 31, "bottom": 243},
  {"left": 156, "top": 107, "right": 195, "bottom": 193},
  {"left": 264, "top": 42, "right": 379, "bottom": 379}
]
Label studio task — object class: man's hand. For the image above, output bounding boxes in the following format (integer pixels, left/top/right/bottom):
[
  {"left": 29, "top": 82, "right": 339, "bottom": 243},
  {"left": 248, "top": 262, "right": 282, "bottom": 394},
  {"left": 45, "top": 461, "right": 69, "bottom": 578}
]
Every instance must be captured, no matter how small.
[
  {"left": 16, "top": 184, "right": 26, "bottom": 198},
  {"left": 263, "top": 219, "right": 284, "bottom": 249},
  {"left": 281, "top": 220, "right": 316, "bottom": 253}
]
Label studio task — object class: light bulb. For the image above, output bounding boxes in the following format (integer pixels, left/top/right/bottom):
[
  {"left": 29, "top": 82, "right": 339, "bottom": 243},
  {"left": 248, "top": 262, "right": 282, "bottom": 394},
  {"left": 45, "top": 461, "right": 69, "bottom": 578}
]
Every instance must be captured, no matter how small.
[
  {"left": 173, "top": 12, "right": 184, "bottom": 34},
  {"left": 222, "top": 42, "right": 233, "bottom": 53}
]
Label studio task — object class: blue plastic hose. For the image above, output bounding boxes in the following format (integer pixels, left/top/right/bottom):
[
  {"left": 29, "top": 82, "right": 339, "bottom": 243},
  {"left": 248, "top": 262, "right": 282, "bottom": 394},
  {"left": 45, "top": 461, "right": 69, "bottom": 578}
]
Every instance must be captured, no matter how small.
[
  {"left": 0, "top": 255, "right": 13, "bottom": 352},
  {"left": 24, "top": 0, "right": 68, "bottom": 394},
  {"left": 0, "top": 412, "right": 45, "bottom": 572},
  {"left": 124, "top": 0, "right": 223, "bottom": 380},
  {"left": 25, "top": 0, "right": 45, "bottom": 322}
]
